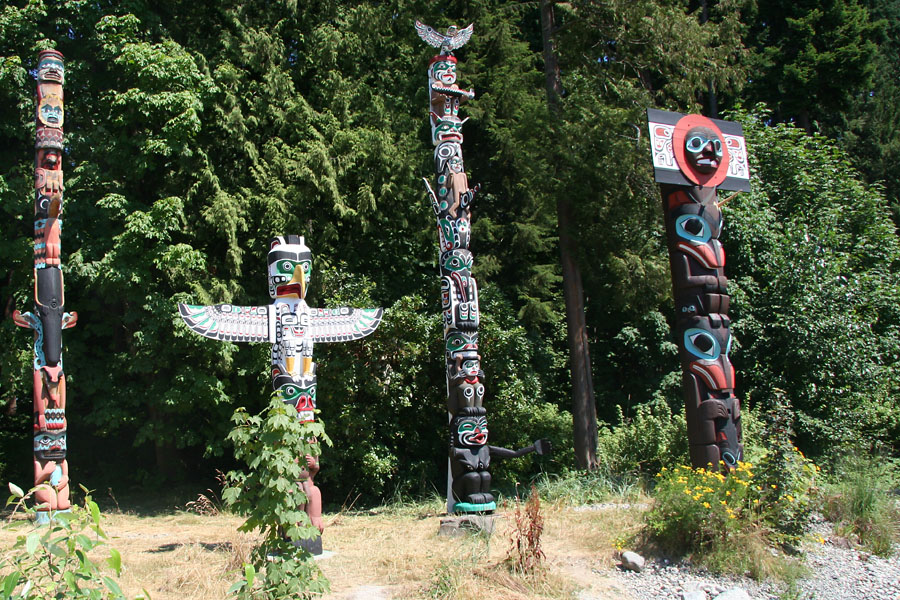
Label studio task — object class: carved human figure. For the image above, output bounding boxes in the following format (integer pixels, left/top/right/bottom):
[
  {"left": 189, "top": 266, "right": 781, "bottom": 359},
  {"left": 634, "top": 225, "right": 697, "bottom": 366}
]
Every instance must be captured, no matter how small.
[
  {"left": 33, "top": 431, "right": 70, "bottom": 515},
  {"left": 299, "top": 454, "right": 324, "bottom": 534}
]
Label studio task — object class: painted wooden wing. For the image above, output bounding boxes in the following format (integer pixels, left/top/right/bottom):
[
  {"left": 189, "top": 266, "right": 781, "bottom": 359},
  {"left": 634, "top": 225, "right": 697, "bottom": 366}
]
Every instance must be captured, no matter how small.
[
  {"left": 414, "top": 20, "right": 446, "bottom": 48},
  {"left": 178, "top": 303, "right": 273, "bottom": 343},
  {"left": 447, "top": 24, "right": 473, "bottom": 51},
  {"left": 308, "top": 307, "right": 383, "bottom": 343}
]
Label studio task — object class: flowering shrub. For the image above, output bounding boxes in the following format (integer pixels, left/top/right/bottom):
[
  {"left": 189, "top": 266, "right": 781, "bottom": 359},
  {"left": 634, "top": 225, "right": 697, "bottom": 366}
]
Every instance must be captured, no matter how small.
[
  {"left": 646, "top": 451, "right": 818, "bottom": 558},
  {"left": 646, "top": 463, "right": 759, "bottom": 554}
]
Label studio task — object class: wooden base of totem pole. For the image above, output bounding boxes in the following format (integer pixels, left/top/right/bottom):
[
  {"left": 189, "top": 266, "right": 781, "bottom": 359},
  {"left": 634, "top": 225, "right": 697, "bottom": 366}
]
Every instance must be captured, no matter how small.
[
  {"left": 34, "top": 508, "right": 70, "bottom": 526},
  {"left": 438, "top": 514, "right": 499, "bottom": 537},
  {"left": 291, "top": 535, "right": 323, "bottom": 555}
]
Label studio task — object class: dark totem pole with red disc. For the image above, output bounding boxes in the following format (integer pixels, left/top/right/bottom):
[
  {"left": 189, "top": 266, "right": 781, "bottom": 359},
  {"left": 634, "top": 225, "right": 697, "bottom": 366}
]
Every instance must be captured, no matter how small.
[
  {"left": 13, "top": 50, "right": 77, "bottom": 523},
  {"left": 646, "top": 109, "right": 751, "bottom": 471}
]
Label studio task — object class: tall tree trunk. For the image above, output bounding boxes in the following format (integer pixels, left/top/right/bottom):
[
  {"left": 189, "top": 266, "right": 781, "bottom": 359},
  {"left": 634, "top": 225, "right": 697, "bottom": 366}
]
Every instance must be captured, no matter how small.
[{"left": 541, "top": 0, "right": 599, "bottom": 470}]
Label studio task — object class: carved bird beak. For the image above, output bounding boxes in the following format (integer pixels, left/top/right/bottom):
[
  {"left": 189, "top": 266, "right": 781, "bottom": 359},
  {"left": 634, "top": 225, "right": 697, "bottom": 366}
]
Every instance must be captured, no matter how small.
[{"left": 289, "top": 264, "right": 307, "bottom": 299}]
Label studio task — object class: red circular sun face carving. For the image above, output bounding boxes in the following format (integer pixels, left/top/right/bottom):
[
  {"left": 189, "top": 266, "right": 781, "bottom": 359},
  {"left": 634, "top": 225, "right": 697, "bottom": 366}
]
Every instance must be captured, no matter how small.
[{"left": 673, "top": 115, "right": 730, "bottom": 187}]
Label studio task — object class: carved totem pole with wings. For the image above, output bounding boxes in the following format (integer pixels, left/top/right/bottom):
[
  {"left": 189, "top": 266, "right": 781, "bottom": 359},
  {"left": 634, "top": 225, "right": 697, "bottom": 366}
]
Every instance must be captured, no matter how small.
[
  {"left": 13, "top": 50, "right": 76, "bottom": 523},
  {"left": 178, "top": 235, "right": 382, "bottom": 552},
  {"left": 416, "top": 21, "right": 549, "bottom": 516},
  {"left": 646, "top": 109, "right": 751, "bottom": 471}
]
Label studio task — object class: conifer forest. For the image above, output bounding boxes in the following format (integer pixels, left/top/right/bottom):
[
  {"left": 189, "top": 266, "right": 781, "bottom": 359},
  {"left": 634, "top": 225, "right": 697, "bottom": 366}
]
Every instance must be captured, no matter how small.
[{"left": 1, "top": 0, "right": 899, "bottom": 507}]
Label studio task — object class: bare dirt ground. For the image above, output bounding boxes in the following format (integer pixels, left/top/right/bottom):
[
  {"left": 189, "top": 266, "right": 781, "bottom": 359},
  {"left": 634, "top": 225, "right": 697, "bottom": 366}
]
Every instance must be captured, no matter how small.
[{"left": 0, "top": 499, "right": 643, "bottom": 600}]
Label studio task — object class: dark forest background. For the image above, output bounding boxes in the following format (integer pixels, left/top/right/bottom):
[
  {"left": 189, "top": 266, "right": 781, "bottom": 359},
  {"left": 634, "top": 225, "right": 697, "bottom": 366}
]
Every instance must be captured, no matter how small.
[{"left": 1, "top": 0, "right": 899, "bottom": 507}]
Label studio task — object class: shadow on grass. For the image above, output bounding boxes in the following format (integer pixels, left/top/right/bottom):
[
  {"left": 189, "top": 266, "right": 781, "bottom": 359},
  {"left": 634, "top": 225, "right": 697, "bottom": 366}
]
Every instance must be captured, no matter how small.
[{"left": 147, "top": 541, "right": 234, "bottom": 553}]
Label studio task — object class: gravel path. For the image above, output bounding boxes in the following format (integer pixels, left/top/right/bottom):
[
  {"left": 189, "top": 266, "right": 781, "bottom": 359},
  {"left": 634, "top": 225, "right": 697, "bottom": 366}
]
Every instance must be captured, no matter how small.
[{"left": 609, "top": 519, "right": 900, "bottom": 600}]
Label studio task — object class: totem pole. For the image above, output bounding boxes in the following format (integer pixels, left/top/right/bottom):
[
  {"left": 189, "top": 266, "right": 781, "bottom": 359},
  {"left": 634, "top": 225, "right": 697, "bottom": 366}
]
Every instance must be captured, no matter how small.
[
  {"left": 416, "top": 21, "right": 549, "bottom": 516},
  {"left": 646, "top": 109, "right": 751, "bottom": 470},
  {"left": 12, "top": 50, "right": 76, "bottom": 524},
  {"left": 178, "top": 236, "right": 382, "bottom": 554}
]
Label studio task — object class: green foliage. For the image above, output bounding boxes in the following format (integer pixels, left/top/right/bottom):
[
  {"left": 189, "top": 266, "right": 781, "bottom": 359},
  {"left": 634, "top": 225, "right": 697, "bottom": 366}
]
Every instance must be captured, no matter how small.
[
  {"left": 726, "top": 109, "right": 900, "bottom": 455},
  {"left": 751, "top": 390, "right": 819, "bottom": 547},
  {"left": 822, "top": 454, "right": 900, "bottom": 556},
  {"left": 645, "top": 460, "right": 812, "bottom": 579},
  {"left": 596, "top": 399, "right": 688, "bottom": 475},
  {"left": 222, "top": 397, "right": 330, "bottom": 599},
  {"left": 535, "top": 468, "right": 642, "bottom": 506},
  {"left": 744, "top": 0, "right": 883, "bottom": 131},
  {"left": 0, "top": 484, "right": 144, "bottom": 599}
]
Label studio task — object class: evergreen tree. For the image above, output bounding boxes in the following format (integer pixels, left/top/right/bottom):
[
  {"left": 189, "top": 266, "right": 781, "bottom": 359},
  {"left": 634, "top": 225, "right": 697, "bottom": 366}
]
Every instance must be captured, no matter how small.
[{"left": 744, "top": 0, "right": 882, "bottom": 132}]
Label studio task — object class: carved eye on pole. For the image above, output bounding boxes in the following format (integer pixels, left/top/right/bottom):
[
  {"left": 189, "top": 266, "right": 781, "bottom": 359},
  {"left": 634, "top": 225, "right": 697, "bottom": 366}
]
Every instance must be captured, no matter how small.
[
  {"left": 684, "top": 327, "right": 721, "bottom": 361},
  {"left": 675, "top": 214, "right": 711, "bottom": 243}
]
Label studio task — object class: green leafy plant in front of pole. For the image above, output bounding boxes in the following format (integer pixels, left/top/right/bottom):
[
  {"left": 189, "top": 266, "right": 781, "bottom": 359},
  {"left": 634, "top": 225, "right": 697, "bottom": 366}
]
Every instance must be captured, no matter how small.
[
  {"left": 222, "top": 396, "right": 330, "bottom": 599},
  {"left": 0, "top": 483, "right": 145, "bottom": 599},
  {"left": 645, "top": 449, "right": 817, "bottom": 579},
  {"left": 750, "top": 389, "right": 820, "bottom": 551}
]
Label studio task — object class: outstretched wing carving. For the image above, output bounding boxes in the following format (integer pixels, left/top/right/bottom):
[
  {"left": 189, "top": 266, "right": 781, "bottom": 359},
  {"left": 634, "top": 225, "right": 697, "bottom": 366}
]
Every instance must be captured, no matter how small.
[
  {"left": 415, "top": 20, "right": 446, "bottom": 48},
  {"left": 415, "top": 21, "right": 474, "bottom": 51},
  {"left": 447, "top": 23, "right": 473, "bottom": 51},
  {"left": 309, "top": 307, "right": 383, "bottom": 343},
  {"left": 178, "top": 304, "right": 273, "bottom": 343}
]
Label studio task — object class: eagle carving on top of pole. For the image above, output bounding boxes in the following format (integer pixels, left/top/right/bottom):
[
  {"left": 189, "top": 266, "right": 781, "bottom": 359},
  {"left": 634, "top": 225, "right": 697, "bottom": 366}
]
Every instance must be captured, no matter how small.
[{"left": 415, "top": 21, "right": 474, "bottom": 54}]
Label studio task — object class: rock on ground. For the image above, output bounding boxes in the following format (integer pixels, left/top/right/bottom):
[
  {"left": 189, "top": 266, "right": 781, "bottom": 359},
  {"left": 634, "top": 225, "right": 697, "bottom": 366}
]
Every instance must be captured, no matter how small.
[{"left": 609, "top": 519, "right": 900, "bottom": 600}]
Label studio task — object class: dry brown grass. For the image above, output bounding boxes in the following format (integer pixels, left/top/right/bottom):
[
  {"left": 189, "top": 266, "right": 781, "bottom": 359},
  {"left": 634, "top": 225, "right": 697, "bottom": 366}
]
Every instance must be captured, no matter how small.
[{"left": 0, "top": 500, "right": 646, "bottom": 599}]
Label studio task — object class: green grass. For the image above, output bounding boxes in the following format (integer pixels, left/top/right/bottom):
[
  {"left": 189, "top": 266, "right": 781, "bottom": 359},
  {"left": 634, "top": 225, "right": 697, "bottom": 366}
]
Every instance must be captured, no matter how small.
[{"left": 821, "top": 455, "right": 900, "bottom": 557}]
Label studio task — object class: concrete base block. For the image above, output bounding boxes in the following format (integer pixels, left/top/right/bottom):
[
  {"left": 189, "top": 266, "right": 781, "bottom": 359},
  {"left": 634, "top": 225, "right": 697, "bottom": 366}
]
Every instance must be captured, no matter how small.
[{"left": 438, "top": 514, "right": 500, "bottom": 537}]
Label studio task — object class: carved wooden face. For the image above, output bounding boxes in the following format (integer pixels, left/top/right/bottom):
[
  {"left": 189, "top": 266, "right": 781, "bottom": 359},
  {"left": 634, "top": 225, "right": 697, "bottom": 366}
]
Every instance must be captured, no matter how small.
[
  {"left": 431, "top": 59, "right": 457, "bottom": 85},
  {"left": 267, "top": 238, "right": 312, "bottom": 299},
  {"left": 34, "top": 431, "right": 66, "bottom": 461},
  {"left": 684, "top": 126, "right": 724, "bottom": 174},
  {"left": 454, "top": 414, "right": 488, "bottom": 447},
  {"left": 37, "top": 53, "right": 65, "bottom": 83}
]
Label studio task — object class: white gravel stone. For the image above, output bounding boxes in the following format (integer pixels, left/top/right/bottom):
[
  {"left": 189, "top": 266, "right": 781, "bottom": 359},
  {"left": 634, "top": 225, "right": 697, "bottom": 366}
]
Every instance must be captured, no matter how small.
[
  {"left": 621, "top": 551, "right": 646, "bottom": 572},
  {"left": 713, "top": 589, "right": 751, "bottom": 600},
  {"left": 607, "top": 518, "right": 900, "bottom": 600}
]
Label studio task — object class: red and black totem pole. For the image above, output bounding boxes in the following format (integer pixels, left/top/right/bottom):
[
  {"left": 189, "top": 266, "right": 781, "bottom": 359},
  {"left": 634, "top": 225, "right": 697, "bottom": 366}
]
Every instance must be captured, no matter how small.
[
  {"left": 13, "top": 50, "right": 77, "bottom": 522},
  {"left": 416, "top": 21, "right": 549, "bottom": 515},
  {"left": 647, "top": 109, "right": 751, "bottom": 470}
]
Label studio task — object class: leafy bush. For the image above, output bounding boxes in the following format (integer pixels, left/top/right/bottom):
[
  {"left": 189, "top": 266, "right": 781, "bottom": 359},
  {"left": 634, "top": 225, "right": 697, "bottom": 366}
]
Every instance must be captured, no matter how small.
[
  {"left": 726, "top": 109, "right": 900, "bottom": 457},
  {"left": 822, "top": 454, "right": 900, "bottom": 557},
  {"left": 646, "top": 463, "right": 758, "bottom": 555},
  {"left": 0, "top": 483, "right": 143, "bottom": 599},
  {"left": 751, "top": 390, "right": 819, "bottom": 547},
  {"left": 645, "top": 455, "right": 816, "bottom": 578},
  {"left": 223, "top": 397, "right": 330, "bottom": 599},
  {"left": 596, "top": 398, "right": 688, "bottom": 475}
]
